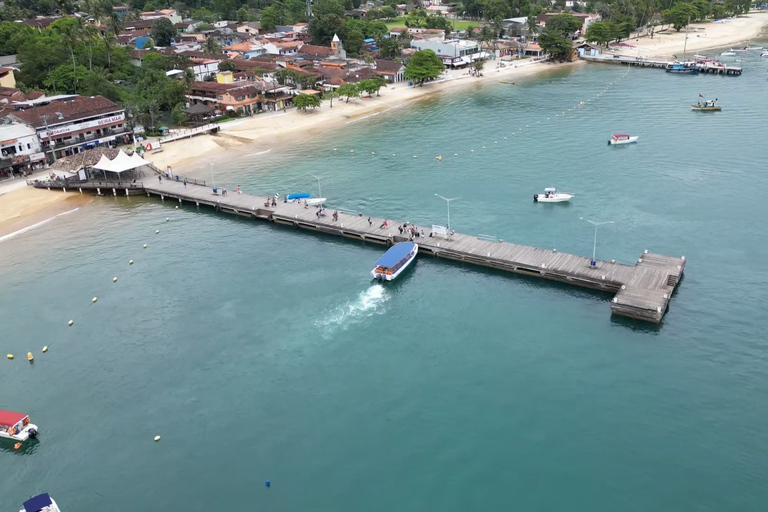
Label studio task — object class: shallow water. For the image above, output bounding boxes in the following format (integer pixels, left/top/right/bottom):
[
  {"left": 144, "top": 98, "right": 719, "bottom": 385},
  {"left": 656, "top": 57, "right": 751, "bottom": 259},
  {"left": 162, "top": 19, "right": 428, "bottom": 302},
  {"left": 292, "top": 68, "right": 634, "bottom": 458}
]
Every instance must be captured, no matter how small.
[{"left": 2, "top": 50, "right": 768, "bottom": 511}]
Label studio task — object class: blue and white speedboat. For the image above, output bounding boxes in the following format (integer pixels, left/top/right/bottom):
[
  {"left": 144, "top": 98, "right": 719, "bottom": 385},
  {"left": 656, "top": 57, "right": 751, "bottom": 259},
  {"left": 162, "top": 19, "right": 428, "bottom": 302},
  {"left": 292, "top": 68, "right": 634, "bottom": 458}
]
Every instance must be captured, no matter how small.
[
  {"left": 20, "top": 494, "right": 61, "bottom": 512},
  {"left": 371, "top": 242, "right": 418, "bottom": 281}
]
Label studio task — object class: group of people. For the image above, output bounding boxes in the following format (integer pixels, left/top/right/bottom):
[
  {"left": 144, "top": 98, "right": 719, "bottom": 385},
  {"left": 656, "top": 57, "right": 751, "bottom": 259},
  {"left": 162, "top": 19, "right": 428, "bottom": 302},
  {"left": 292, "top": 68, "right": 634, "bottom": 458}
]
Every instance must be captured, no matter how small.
[
  {"left": 264, "top": 194, "right": 278, "bottom": 207},
  {"left": 399, "top": 222, "right": 425, "bottom": 240}
]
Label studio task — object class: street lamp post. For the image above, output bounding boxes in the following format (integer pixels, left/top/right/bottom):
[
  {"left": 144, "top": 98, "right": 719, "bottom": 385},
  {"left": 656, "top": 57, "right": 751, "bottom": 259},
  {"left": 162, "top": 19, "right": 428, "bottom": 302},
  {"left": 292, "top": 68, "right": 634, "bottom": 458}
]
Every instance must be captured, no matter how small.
[
  {"left": 311, "top": 174, "right": 322, "bottom": 198},
  {"left": 209, "top": 162, "right": 216, "bottom": 191},
  {"left": 435, "top": 193, "right": 459, "bottom": 235},
  {"left": 580, "top": 217, "right": 613, "bottom": 267}
]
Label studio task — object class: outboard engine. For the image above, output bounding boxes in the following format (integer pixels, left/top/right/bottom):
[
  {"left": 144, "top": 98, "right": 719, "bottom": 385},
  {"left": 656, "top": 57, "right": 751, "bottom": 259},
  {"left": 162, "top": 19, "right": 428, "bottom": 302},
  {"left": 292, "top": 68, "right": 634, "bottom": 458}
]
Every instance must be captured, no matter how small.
[
  {"left": 533, "top": 194, "right": 538, "bottom": 202},
  {"left": 28, "top": 428, "right": 38, "bottom": 439}
]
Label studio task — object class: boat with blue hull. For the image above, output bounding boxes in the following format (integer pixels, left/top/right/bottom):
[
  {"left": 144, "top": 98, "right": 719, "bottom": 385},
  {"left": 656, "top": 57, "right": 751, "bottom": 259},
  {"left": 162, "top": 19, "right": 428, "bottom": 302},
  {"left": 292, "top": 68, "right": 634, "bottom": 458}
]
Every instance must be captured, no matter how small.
[
  {"left": 371, "top": 242, "right": 418, "bottom": 281},
  {"left": 666, "top": 61, "right": 698, "bottom": 74}
]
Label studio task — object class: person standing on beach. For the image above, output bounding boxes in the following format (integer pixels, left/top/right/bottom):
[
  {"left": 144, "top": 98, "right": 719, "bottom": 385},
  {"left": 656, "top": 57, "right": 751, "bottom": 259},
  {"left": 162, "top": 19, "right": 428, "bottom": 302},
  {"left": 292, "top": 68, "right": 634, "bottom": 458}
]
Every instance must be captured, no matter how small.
[{"left": 237, "top": 185, "right": 241, "bottom": 194}]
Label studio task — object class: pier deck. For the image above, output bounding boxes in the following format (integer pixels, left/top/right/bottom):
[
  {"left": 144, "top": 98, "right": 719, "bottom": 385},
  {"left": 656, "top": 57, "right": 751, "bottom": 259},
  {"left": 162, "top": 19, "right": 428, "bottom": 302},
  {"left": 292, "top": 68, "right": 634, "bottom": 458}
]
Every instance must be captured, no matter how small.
[
  {"left": 580, "top": 54, "right": 742, "bottom": 75},
  {"left": 31, "top": 178, "right": 686, "bottom": 324}
]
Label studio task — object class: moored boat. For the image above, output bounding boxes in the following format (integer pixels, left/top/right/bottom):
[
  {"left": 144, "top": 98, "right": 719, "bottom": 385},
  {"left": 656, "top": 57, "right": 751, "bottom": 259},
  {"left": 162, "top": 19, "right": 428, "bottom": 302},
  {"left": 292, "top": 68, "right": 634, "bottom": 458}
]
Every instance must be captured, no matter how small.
[
  {"left": 665, "top": 61, "right": 698, "bottom": 74},
  {"left": 285, "top": 193, "right": 310, "bottom": 202},
  {"left": 20, "top": 493, "right": 61, "bottom": 512},
  {"left": 0, "top": 411, "right": 38, "bottom": 442},
  {"left": 534, "top": 188, "right": 573, "bottom": 203},
  {"left": 371, "top": 242, "right": 418, "bottom": 281},
  {"left": 608, "top": 134, "right": 639, "bottom": 145},
  {"left": 720, "top": 51, "right": 736, "bottom": 56},
  {"left": 729, "top": 47, "right": 747, "bottom": 53},
  {"left": 304, "top": 198, "right": 327, "bottom": 206},
  {"left": 761, "top": 51, "right": 768, "bottom": 57}
]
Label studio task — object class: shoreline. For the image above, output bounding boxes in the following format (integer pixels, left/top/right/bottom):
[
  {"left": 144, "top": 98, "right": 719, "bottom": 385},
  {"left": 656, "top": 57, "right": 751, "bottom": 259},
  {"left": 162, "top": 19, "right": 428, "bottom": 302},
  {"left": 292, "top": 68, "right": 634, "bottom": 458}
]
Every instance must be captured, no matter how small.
[{"left": 1, "top": 12, "right": 766, "bottom": 234}]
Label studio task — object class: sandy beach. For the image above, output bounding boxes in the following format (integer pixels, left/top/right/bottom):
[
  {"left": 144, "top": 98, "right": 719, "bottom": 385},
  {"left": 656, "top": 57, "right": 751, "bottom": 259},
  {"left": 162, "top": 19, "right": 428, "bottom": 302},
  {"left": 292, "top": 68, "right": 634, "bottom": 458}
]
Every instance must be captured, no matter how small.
[
  {"left": 1, "top": 12, "right": 766, "bottom": 233},
  {"left": 625, "top": 12, "right": 768, "bottom": 58}
]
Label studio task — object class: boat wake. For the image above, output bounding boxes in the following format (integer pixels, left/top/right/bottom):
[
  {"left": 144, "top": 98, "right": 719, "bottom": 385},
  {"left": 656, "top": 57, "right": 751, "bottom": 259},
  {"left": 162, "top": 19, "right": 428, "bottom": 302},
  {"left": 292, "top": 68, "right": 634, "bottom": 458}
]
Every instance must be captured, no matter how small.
[
  {"left": 315, "top": 284, "right": 389, "bottom": 335},
  {"left": 0, "top": 207, "right": 80, "bottom": 243}
]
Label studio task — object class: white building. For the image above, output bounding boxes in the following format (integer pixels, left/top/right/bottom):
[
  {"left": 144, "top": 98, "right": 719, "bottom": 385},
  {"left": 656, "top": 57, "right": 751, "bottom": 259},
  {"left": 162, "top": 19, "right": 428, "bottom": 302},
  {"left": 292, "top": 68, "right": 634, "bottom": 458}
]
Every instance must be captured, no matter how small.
[
  {"left": 410, "top": 38, "right": 484, "bottom": 67},
  {"left": 0, "top": 122, "right": 44, "bottom": 177}
]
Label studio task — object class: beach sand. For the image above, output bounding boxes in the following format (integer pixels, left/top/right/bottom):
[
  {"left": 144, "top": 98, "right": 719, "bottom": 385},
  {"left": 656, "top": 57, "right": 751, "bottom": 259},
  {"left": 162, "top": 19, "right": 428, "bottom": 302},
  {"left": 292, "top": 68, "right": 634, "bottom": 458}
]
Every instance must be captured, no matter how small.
[
  {"left": 624, "top": 12, "right": 768, "bottom": 58},
  {"left": 0, "top": 187, "right": 92, "bottom": 239}
]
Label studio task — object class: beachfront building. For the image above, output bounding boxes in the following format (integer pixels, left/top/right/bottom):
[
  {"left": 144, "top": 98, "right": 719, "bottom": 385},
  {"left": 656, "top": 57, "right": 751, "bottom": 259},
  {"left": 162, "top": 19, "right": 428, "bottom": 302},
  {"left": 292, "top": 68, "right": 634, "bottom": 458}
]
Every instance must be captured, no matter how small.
[
  {"left": 0, "top": 67, "right": 16, "bottom": 88},
  {"left": 0, "top": 122, "right": 45, "bottom": 179},
  {"left": 4, "top": 95, "right": 130, "bottom": 162},
  {"left": 186, "top": 72, "right": 262, "bottom": 115},
  {"left": 375, "top": 59, "right": 406, "bottom": 83},
  {"left": 410, "top": 38, "right": 484, "bottom": 67}
]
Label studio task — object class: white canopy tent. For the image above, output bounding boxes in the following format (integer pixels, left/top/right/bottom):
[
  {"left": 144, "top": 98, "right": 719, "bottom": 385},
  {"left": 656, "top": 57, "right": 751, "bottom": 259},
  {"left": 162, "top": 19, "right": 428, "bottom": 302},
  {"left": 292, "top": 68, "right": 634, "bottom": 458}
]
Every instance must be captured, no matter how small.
[{"left": 92, "top": 150, "right": 141, "bottom": 174}]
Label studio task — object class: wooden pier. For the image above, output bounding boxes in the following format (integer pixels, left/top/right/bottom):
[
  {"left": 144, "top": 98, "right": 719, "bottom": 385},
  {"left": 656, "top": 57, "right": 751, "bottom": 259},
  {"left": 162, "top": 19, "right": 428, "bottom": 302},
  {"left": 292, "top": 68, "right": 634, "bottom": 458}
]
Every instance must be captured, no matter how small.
[
  {"left": 29, "top": 178, "right": 686, "bottom": 324},
  {"left": 580, "top": 54, "right": 742, "bottom": 75}
]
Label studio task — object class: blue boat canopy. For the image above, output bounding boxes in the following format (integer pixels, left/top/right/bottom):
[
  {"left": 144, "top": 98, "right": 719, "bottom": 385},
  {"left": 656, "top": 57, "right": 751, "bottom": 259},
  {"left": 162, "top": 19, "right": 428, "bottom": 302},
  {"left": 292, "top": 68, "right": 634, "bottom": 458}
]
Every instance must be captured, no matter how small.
[
  {"left": 286, "top": 193, "right": 311, "bottom": 200},
  {"left": 23, "top": 494, "right": 52, "bottom": 512},
  {"left": 375, "top": 242, "right": 415, "bottom": 268}
]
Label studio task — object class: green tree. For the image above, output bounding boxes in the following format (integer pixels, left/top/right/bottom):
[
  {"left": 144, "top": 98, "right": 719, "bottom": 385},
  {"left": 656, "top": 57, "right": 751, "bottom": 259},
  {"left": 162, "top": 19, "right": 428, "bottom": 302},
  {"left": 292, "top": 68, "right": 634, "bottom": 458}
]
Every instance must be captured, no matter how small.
[
  {"left": 345, "top": 29, "right": 364, "bottom": 56},
  {"left": 323, "top": 88, "right": 339, "bottom": 107},
  {"left": 537, "top": 28, "right": 572, "bottom": 61},
  {"left": 43, "top": 63, "right": 88, "bottom": 93},
  {"left": 218, "top": 60, "right": 237, "bottom": 71},
  {"left": 472, "top": 59, "right": 485, "bottom": 74},
  {"left": 293, "top": 93, "right": 321, "bottom": 111},
  {"left": 480, "top": 0, "right": 509, "bottom": 20},
  {"left": 151, "top": 17, "right": 176, "bottom": 46},
  {"left": 192, "top": 7, "right": 217, "bottom": 22},
  {"left": 312, "top": 0, "right": 344, "bottom": 17},
  {"left": 525, "top": 14, "right": 540, "bottom": 40},
  {"left": 212, "top": 0, "right": 236, "bottom": 19},
  {"left": 204, "top": 36, "right": 221, "bottom": 54},
  {"left": 662, "top": 3, "right": 698, "bottom": 31},
  {"left": 336, "top": 82, "right": 359, "bottom": 102},
  {"left": 584, "top": 20, "right": 615, "bottom": 46},
  {"left": 358, "top": 76, "right": 386, "bottom": 96},
  {"left": 403, "top": 49, "right": 444, "bottom": 86},
  {"left": 545, "top": 13, "right": 582, "bottom": 36},
  {"left": 377, "top": 36, "right": 401, "bottom": 59},
  {"left": 309, "top": 14, "right": 345, "bottom": 45},
  {"left": 172, "top": 102, "right": 188, "bottom": 125},
  {"left": 379, "top": 6, "right": 397, "bottom": 18}
]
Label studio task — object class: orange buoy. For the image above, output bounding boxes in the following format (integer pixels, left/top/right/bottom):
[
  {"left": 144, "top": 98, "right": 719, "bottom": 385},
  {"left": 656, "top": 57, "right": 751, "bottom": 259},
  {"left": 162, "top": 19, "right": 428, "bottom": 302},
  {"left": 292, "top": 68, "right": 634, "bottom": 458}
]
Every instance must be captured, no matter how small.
[{"left": 14, "top": 443, "right": 22, "bottom": 450}]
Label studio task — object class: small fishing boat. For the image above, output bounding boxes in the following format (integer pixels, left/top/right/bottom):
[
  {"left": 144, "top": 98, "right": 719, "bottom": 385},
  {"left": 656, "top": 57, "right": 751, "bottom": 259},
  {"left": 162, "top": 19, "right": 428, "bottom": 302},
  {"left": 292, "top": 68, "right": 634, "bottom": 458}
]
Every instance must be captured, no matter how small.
[
  {"left": 665, "top": 61, "right": 698, "bottom": 74},
  {"left": 285, "top": 193, "right": 310, "bottom": 202},
  {"left": 720, "top": 51, "right": 736, "bottom": 56},
  {"left": 20, "top": 493, "right": 61, "bottom": 512},
  {"left": 533, "top": 188, "right": 573, "bottom": 203},
  {"left": 500, "top": 81, "right": 515, "bottom": 84},
  {"left": 371, "top": 241, "right": 418, "bottom": 281},
  {"left": 691, "top": 102, "right": 721, "bottom": 111},
  {"left": 729, "top": 47, "right": 747, "bottom": 53},
  {"left": 304, "top": 197, "right": 326, "bottom": 206},
  {"left": 0, "top": 411, "right": 38, "bottom": 442},
  {"left": 761, "top": 51, "right": 768, "bottom": 57},
  {"left": 745, "top": 46, "right": 763, "bottom": 51},
  {"left": 608, "top": 134, "right": 639, "bottom": 145}
]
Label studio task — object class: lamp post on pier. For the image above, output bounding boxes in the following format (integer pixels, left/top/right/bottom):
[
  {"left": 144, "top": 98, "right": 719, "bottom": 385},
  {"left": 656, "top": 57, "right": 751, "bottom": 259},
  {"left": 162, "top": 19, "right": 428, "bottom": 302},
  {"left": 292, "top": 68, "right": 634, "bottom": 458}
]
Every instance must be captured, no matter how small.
[
  {"left": 435, "top": 193, "right": 459, "bottom": 235},
  {"left": 311, "top": 174, "right": 322, "bottom": 198},
  {"left": 580, "top": 217, "right": 613, "bottom": 267}
]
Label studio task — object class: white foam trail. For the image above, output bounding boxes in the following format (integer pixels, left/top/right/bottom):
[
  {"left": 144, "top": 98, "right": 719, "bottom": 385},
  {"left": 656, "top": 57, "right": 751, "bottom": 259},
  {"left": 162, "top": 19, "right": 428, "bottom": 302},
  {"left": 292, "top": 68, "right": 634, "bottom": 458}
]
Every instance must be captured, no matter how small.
[
  {"left": 245, "top": 149, "right": 272, "bottom": 157},
  {"left": 316, "top": 284, "right": 389, "bottom": 334},
  {"left": 346, "top": 112, "right": 381, "bottom": 124},
  {"left": 0, "top": 207, "right": 80, "bottom": 243}
]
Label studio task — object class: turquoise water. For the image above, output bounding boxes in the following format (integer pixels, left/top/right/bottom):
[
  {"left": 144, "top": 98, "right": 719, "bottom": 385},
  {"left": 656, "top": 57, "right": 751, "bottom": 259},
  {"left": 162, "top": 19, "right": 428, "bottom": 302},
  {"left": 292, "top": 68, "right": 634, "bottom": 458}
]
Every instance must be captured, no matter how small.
[{"left": 2, "top": 52, "right": 768, "bottom": 511}]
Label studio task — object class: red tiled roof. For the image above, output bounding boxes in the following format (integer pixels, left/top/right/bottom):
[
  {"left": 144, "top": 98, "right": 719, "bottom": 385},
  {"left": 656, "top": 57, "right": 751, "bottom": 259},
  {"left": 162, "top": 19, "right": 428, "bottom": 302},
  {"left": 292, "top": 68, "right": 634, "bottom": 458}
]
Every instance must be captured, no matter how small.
[
  {"left": 299, "top": 44, "right": 334, "bottom": 57},
  {"left": 0, "top": 86, "right": 25, "bottom": 101},
  {"left": 25, "top": 91, "right": 46, "bottom": 100},
  {"left": 375, "top": 59, "right": 403, "bottom": 73},
  {"left": 8, "top": 96, "right": 123, "bottom": 128},
  {"left": 189, "top": 81, "right": 260, "bottom": 96}
]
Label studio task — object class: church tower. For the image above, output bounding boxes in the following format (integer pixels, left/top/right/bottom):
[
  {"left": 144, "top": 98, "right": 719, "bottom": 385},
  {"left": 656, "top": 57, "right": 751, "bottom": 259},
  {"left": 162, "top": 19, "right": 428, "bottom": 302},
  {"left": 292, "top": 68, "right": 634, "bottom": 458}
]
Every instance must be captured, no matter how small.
[{"left": 331, "top": 34, "right": 346, "bottom": 59}]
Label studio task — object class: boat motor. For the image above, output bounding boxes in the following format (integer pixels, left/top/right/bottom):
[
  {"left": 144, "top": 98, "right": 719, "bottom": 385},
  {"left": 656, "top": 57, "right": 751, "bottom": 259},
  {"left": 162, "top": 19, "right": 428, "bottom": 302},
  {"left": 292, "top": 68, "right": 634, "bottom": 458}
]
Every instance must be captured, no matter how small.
[
  {"left": 533, "top": 194, "right": 539, "bottom": 202},
  {"left": 28, "top": 428, "right": 38, "bottom": 439}
]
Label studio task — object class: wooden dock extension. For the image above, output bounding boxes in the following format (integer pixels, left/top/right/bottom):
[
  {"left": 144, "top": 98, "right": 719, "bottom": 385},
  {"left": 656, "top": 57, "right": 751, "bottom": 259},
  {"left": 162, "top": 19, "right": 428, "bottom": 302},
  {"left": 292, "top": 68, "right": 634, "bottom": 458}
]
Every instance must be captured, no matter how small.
[
  {"left": 30, "top": 178, "right": 687, "bottom": 324},
  {"left": 580, "top": 54, "right": 742, "bottom": 76}
]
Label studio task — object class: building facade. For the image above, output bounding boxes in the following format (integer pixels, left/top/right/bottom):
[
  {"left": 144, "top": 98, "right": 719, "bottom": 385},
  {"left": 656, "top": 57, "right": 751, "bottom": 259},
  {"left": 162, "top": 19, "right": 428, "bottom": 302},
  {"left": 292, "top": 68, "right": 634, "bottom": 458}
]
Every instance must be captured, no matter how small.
[
  {"left": 5, "top": 96, "right": 129, "bottom": 162},
  {"left": 0, "top": 123, "right": 44, "bottom": 178},
  {"left": 410, "top": 39, "right": 483, "bottom": 67}
]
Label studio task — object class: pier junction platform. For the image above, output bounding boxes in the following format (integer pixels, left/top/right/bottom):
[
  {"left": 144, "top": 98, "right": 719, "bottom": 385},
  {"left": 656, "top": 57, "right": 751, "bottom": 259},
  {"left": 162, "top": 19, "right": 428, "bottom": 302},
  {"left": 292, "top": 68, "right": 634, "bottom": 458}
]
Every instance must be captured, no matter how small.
[
  {"left": 28, "top": 177, "right": 687, "bottom": 325},
  {"left": 580, "top": 53, "right": 743, "bottom": 75}
]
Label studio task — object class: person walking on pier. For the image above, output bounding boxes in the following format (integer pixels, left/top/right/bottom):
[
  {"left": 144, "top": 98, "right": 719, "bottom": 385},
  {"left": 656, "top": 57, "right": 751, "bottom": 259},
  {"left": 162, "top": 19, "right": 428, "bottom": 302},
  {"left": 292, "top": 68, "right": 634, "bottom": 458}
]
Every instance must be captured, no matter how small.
[
  {"left": 183, "top": 178, "right": 187, "bottom": 188},
  {"left": 158, "top": 175, "right": 161, "bottom": 184},
  {"left": 332, "top": 210, "right": 339, "bottom": 222},
  {"left": 368, "top": 217, "right": 372, "bottom": 226},
  {"left": 236, "top": 185, "right": 241, "bottom": 194}
]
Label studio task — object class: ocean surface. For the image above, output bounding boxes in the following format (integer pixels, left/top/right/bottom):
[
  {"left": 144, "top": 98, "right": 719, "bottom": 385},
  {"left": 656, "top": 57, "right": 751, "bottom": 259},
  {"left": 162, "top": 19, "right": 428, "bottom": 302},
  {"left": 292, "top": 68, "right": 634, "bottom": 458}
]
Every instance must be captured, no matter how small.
[{"left": 2, "top": 49, "right": 768, "bottom": 511}]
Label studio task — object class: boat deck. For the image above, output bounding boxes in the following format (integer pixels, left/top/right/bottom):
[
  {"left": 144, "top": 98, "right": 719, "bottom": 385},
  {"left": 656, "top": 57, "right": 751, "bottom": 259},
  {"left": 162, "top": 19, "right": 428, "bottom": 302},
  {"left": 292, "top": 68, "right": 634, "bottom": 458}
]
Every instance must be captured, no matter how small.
[{"left": 31, "top": 178, "right": 687, "bottom": 324}]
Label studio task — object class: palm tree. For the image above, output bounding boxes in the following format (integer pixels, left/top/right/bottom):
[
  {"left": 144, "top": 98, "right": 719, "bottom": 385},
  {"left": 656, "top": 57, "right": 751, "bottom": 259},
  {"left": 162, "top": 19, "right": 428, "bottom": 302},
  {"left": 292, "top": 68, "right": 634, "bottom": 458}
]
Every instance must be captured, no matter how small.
[
  {"left": 107, "top": 11, "right": 124, "bottom": 36},
  {"left": 103, "top": 30, "right": 117, "bottom": 67},
  {"left": 525, "top": 14, "right": 540, "bottom": 41},
  {"left": 82, "top": 24, "right": 98, "bottom": 70},
  {"left": 60, "top": 24, "right": 80, "bottom": 92},
  {"left": 204, "top": 36, "right": 221, "bottom": 55},
  {"left": 183, "top": 68, "right": 195, "bottom": 91}
]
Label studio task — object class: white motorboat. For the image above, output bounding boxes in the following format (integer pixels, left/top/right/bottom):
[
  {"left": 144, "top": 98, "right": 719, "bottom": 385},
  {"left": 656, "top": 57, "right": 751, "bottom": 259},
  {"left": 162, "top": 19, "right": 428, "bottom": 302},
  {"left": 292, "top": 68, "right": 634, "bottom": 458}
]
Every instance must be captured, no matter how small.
[
  {"left": 608, "top": 134, "right": 639, "bottom": 145},
  {"left": 304, "top": 197, "right": 327, "bottom": 206},
  {"left": 534, "top": 188, "right": 573, "bottom": 203},
  {"left": 20, "top": 493, "right": 61, "bottom": 512},
  {"left": 720, "top": 51, "right": 736, "bottom": 56},
  {"left": 371, "top": 242, "right": 418, "bottom": 281},
  {"left": 729, "top": 47, "right": 747, "bottom": 53},
  {"left": 761, "top": 51, "right": 768, "bottom": 57},
  {"left": 745, "top": 46, "right": 763, "bottom": 50},
  {"left": 0, "top": 411, "right": 38, "bottom": 442}
]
